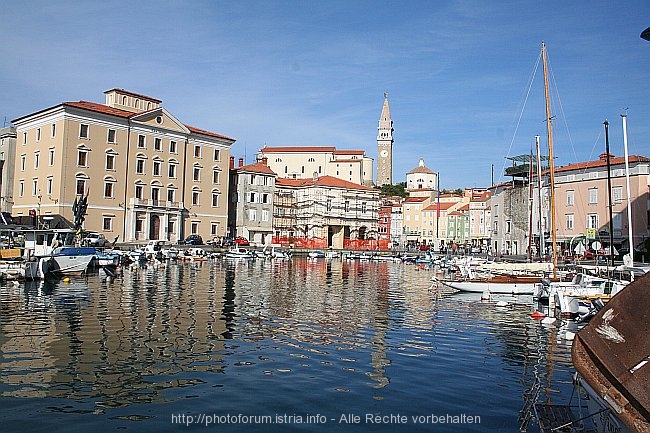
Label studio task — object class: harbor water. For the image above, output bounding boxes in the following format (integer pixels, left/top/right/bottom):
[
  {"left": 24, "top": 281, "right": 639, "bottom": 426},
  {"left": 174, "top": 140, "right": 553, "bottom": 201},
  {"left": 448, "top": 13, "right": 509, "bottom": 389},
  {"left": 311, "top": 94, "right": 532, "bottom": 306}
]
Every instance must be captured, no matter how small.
[{"left": 0, "top": 257, "right": 576, "bottom": 432}]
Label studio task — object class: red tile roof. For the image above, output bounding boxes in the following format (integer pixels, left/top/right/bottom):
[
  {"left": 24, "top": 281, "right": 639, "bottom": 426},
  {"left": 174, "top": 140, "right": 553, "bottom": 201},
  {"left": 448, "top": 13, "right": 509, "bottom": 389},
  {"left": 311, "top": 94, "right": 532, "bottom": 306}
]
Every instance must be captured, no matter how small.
[
  {"left": 185, "top": 124, "right": 234, "bottom": 141},
  {"left": 275, "top": 175, "right": 376, "bottom": 191},
  {"left": 14, "top": 100, "right": 234, "bottom": 141},
  {"left": 424, "top": 201, "right": 458, "bottom": 211},
  {"left": 471, "top": 191, "right": 491, "bottom": 201},
  {"left": 234, "top": 162, "right": 277, "bottom": 175},
  {"left": 333, "top": 149, "right": 365, "bottom": 155},
  {"left": 64, "top": 101, "right": 134, "bottom": 118},
  {"left": 403, "top": 197, "right": 428, "bottom": 203},
  {"left": 332, "top": 158, "right": 364, "bottom": 163},
  {"left": 554, "top": 155, "right": 650, "bottom": 173},
  {"left": 64, "top": 101, "right": 234, "bottom": 141},
  {"left": 407, "top": 165, "right": 435, "bottom": 175},
  {"left": 261, "top": 146, "right": 336, "bottom": 153}
]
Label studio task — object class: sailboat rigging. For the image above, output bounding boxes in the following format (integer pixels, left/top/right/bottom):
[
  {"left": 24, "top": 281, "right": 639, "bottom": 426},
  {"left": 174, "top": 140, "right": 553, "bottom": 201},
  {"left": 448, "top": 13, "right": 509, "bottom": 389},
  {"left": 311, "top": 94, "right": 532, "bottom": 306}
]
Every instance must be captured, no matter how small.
[{"left": 542, "top": 41, "right": 558, "bottom": 278}]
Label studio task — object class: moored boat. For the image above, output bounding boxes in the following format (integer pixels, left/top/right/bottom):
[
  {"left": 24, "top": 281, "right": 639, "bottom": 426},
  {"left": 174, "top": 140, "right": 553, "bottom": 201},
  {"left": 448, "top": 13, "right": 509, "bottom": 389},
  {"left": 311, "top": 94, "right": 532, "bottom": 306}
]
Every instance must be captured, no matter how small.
[
  {"left": 571, "top": 273, "right": 650, "bottom": 433},
  {"left": 439, "top": 273, "right": 542, "bottom": 295},
  {"left": 224, "top": 247, "right": 255, "bottom": 259}
]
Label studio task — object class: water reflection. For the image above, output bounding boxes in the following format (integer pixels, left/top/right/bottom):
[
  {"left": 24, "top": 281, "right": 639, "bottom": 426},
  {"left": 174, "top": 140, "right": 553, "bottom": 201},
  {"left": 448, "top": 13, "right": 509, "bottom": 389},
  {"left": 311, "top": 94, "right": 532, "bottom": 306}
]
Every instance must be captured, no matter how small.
[
  {"left": 0, "top": 258, "right": 575, "bottom": 432},
  {"left": 0, "top": 264, "right": 228, "bottom": 406}
]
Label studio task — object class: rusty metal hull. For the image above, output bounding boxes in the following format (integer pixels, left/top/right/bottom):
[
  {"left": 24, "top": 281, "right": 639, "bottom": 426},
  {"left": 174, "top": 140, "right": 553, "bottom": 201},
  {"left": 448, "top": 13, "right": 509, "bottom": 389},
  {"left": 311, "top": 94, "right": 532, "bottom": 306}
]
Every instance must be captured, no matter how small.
[{"left": 572, "top": 272, "right": 650, "bottom": 433}]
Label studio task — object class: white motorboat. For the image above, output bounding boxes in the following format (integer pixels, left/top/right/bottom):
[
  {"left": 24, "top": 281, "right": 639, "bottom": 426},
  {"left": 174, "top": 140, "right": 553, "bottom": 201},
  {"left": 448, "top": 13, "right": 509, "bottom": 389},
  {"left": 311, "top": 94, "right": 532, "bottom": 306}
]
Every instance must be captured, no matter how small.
[
  {"left": 438, "top": 274, "right": 540, "bottom": 295},
  {"left": 224, "top": 247, "right": 255, "bottom": 259}
]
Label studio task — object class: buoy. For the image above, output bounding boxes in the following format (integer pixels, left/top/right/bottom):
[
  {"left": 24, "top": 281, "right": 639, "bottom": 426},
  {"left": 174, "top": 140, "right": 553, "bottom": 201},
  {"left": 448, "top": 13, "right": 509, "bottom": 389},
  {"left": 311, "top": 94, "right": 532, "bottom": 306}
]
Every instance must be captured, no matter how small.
[
  {"left": 63, "top": 277, "right": 71, "bottom": 283},
  {"left": 531, "top": 311, "right": 546, "bottom": 319}
]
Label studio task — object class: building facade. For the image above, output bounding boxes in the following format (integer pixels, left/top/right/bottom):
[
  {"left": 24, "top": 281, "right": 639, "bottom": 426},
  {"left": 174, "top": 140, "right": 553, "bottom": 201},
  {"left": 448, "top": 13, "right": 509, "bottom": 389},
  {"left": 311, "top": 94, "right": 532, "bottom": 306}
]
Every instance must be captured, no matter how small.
[
  {"left": 0, "top": 126, "right": 17, "bottom": 214},
  {"left": 489, "top": 180, "right": 529, "bottom": 256},
  {"left": 259, "top": 146, "right": 374, "bottom": 187},
  {"left": 228, "top": 156, "right": 277, "bottom": 245},
  {"left": 542, "top": 153, "right": 650, "bottom": 255},
  {"left": 406, "top": 158, "right": 438, "bottom": 198},
  {"left": 402, "top": 196, "right": 430, "bottom": 245},
  {"left": 468, "top": 189, "right": 491, "bottom": 250},
  {"left": 11, "top": 88, "right": 235, "bottom": 243},
  {"left": 275, "top": 176, "right": 379, "bottom": 249},
  {"left": 390, "top": 202, "right": 403, "bottom": 247}
]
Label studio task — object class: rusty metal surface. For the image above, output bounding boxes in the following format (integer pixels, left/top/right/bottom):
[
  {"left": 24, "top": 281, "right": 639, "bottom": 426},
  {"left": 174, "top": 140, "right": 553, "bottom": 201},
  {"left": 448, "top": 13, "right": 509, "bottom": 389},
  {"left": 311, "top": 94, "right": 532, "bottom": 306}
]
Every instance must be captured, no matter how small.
[{"left": 572, "top": 272, "right": 650, "bottom": 433}]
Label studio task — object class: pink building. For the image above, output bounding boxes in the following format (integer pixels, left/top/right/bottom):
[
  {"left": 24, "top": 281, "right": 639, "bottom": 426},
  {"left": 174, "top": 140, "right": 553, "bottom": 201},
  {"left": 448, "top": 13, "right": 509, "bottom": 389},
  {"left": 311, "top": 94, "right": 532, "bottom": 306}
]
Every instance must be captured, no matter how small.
[{"left": 551, "top": 153, "right": 650, "bottom": 254}]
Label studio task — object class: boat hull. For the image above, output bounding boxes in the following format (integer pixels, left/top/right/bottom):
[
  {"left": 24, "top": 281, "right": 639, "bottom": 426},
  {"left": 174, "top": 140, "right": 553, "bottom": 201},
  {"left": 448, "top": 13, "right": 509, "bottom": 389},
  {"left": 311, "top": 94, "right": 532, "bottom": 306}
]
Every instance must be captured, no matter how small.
[
  {"left": 572, "top": 273, "right": 650, "bottom": 433},
  {"left": 40, "top": 253, "right": 95, "bottom": 277},
  {"left": 439, "top": 278, "right": 538, "bottom": 295}
]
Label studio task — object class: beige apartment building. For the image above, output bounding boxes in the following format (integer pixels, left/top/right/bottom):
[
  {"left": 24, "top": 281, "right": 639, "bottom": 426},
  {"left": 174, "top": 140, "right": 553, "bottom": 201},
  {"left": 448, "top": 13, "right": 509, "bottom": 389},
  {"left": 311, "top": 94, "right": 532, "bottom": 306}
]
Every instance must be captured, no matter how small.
[
  {"left": 11, "top": 88, "right": 235, "bottom": 243},
  {"left": 468, "top": 189, "right": 491, "bottom": 249},
  {"left": 259, "top": 146, "right": 374, "bottom": 187},
  {"left": 402, "top": 196, "right": 430, "bottom": 245},
  {"left": 550, "top": 153, "right": 650, "bottom": 253}
]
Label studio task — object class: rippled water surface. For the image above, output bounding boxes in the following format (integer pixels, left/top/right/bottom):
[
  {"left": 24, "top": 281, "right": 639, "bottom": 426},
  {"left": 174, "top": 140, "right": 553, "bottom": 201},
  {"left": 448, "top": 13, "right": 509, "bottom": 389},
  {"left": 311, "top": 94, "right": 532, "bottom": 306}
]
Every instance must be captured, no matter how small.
[{"left": 0, "top": 258, "right": 576, "bottom": 432}]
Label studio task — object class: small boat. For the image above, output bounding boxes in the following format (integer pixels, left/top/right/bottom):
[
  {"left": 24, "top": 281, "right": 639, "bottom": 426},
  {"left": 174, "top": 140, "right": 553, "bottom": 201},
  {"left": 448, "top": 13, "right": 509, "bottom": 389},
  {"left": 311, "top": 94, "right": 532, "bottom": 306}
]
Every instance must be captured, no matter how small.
[
  {"left": 270, "top": 247, "right": 292, "bottom": 259},
  {"left": 540, "top": 272, "right": 628, "bottom": 319},
  {"left": 224, "top": 247, "right": 255, "bottom": 259},
  {"left": 38, "top": 244, "right": 97, "bottom": 278},
  {"left": 439, "top": 273, "right": 541, "bottom": 295},
  {"left": 308, "top": 250, "right": 326, "bottom": 259}
]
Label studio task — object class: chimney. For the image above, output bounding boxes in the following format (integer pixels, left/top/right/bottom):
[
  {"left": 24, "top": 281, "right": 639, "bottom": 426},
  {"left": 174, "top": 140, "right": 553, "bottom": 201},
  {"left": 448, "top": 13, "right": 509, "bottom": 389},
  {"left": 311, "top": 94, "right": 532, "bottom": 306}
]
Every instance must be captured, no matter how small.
[
  {"left": 238, "top": 157, "right": 244, "bottom": 167},
  {"left": 229, "top": 156, "right": 235, "bottom": 169},
  {"left": 599, "top": 152, "right": 614, "bottom": 161}
]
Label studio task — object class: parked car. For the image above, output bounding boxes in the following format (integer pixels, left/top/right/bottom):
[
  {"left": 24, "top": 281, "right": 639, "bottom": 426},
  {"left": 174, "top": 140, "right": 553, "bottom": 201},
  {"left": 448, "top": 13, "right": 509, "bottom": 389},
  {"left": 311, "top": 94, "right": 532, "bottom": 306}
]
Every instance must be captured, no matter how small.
[
  {"left": 182, "top": 234, "right": 204, "bottom": 245},
  {"left": 84, "top": 232, "right": 109, "bottom": 247},
  {"left": 220, "top": 237, "right": 234, "bottom": 247},
  {"left": 234, "top": 236, "right": 250, "bottom": 246}
]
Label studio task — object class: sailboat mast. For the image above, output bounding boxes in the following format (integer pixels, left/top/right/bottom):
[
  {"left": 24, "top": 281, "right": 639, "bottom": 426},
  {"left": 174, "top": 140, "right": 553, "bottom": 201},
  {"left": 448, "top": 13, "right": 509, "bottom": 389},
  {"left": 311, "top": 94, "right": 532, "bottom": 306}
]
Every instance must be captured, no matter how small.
[
  {"left": 604, "top": 121, "right": 615, "bottom": 272},
  {"left": 622, "top": 114, "right": 634, "bottom": 271},
  {"left": 536, "top": 135, "right": 545, "bottom": 259},
  {"left": 542, "top": 42, "right": 558, "bottom": 276},
  {"left": 528, "top": 147, "right": 534, "bottom": 262}
]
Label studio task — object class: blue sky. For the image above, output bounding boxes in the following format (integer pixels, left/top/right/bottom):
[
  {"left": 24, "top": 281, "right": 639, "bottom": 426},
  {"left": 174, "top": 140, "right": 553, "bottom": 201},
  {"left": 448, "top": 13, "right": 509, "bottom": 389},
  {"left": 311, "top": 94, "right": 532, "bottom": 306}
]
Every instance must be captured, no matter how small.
[{"left": 2, "top": 1, "right": 649, "bottom": 189}]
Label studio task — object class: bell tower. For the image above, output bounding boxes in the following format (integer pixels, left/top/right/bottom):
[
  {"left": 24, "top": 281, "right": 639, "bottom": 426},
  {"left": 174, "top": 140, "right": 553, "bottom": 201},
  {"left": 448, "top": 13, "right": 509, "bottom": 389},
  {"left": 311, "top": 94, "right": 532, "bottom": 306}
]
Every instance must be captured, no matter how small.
[{"left": 377, "top": 92, "right": 393, "bottom": 186}]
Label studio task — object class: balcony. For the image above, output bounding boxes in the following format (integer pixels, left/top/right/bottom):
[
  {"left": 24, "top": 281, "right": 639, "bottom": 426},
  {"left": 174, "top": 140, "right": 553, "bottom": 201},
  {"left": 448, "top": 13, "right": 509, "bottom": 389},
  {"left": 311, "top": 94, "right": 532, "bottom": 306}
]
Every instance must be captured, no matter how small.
[{"left": 130, "top": 198, "right": 184, "bottom": 210}]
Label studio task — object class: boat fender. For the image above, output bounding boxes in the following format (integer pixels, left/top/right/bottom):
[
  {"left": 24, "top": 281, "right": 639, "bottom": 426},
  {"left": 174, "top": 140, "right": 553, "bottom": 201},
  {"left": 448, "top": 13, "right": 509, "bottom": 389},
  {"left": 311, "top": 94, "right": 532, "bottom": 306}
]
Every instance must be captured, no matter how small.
[{"left": 38, "top": 258, "right": 50, "bottom": 278}]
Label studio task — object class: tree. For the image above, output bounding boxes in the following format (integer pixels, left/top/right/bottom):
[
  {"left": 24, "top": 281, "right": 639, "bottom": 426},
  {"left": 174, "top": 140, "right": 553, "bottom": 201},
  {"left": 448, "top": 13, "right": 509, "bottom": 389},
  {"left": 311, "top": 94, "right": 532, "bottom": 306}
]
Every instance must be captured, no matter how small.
[{"left": 378, "top": 183, "right": 408, "bottom": 198}]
